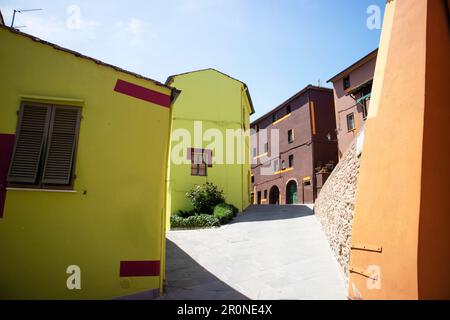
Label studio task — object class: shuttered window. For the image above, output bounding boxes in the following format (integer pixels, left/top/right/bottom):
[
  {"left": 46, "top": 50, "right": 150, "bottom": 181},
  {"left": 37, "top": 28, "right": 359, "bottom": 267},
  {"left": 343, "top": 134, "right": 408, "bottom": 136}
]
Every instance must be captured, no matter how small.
[
  {"left": 191, "top": 152, "right": 207, "bottom": 177},
  {"left": 7, "top": 103, "right": 81, "bottom": 189},
  {"left": 7, "top": 104, "right": 51, "bottom": 184}
]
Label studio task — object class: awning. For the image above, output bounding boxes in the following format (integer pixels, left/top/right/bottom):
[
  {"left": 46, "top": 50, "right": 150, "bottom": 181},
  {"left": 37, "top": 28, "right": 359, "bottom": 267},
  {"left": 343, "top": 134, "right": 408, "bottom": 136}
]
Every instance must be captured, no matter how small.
[
  {"left": 346, "top": 78, "right": 374, "bottom": 95},
  {"left": 357, "top": 93, "right": 371, "bottom": 104}
]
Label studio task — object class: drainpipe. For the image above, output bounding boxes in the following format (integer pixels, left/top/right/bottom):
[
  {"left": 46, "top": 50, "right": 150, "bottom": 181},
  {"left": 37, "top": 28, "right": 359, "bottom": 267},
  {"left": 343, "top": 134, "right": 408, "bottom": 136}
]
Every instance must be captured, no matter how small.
[
  {"left": 308, "top": 89, "right": 317, "bottom": 203},
  {"left": 241, "top": 86, "right": 245, "bottom": 211}
]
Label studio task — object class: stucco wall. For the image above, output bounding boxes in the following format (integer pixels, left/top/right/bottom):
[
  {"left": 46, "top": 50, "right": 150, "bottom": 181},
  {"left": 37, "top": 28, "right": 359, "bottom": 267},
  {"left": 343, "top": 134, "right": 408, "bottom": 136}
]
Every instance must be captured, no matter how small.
[
  {"left": 332, "top": 57, "right": 376, "bottom": 158},
  {"left": 0, "top": 27, "right": 172, "bottom": 299},
  {"left": 314, "top": 138, "right": 360, "bottom": 280},
  {"left": 251, "top": 87, "right": 337, "bottom": 205},
  {"left": 166, "top": 69, "right": 252, "bottom": 227},
  {"left": 348, "top": 0, "right": 450, "bottom": 300}
]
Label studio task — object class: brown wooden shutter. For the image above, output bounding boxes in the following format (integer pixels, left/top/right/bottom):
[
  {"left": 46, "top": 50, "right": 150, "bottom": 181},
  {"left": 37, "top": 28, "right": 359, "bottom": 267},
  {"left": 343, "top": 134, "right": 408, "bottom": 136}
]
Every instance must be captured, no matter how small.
[
  {"left": 42, "top": 106, "right": 81, "bottom": 185},
  {"left": 7, "top": 104, "right": 51, "bottom": 184}
]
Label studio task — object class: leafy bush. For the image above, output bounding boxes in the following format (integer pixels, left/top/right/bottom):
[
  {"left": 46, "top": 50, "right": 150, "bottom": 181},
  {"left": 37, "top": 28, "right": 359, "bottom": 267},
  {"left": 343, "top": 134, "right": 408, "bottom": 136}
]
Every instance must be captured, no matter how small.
[
  {"left": 175, "top": 210, "right": 196, "bottom": 219},
  {"left": 186, "top": 182, "right": 225, "bottom": 215},
  {"left": 213, "top": 203, "right": 238, "bottom": 224},
  {"left": 229, "top": 204, "right": 239, "bottom": 216},
  {"left": 170, "top": 214, "right": 220, "bottom": 229}
]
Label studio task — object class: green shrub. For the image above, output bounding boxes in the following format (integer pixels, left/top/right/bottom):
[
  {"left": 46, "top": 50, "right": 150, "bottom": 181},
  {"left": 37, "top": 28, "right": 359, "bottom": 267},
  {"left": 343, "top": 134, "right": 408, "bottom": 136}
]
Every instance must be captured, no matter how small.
[
  {"left": 170, "top": 214, "right": 220, "bottom": 229},
  {"left": 213, "top": 203, "right": 238, "bottom": 224},
  {"left": 175, "top": 210, "right": 196, "bottom": 218},
  {"left": 229, "top": 204, "right": 239, "bottom": 216},
  {"left": 186, "top": 182, "right": 225, "bottom": 215}
]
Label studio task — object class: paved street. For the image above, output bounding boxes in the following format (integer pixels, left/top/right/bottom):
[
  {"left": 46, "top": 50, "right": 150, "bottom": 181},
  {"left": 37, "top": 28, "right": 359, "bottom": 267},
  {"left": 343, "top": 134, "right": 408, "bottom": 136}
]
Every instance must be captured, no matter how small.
[{"left": 162, "top": 205, "right": 347, "bottom": 300}]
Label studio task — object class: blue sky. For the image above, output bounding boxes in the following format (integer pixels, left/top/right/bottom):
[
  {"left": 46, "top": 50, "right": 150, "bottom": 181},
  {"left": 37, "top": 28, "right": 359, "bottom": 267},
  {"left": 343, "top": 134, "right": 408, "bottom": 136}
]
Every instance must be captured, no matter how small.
[{"left": 0, "top": 0, "right": 385, "bottom": 120}]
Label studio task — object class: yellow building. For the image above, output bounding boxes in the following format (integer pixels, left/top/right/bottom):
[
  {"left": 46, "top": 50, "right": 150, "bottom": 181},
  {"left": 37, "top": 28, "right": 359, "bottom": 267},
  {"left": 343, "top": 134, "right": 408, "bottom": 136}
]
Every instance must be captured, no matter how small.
[
  {"left": 0, "top": 25, "right": 178, "bottom": 299},
  {"left": 165, "top": 69, "right": 254, "bottom": 227}
]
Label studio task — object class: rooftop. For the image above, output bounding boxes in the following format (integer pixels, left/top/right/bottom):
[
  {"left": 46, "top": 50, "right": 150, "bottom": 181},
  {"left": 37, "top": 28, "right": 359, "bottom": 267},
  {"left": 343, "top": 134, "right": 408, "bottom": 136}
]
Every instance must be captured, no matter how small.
[
  {"left": 166, "top": 68, "right": 255, "bottom": 115},
  {"left": 251, "top": 85, "right": 333, "bottom": 126},
  {"left": 327, "top": 49, "right": 378, "bottom": 84},
  {"left": 0, "top": 24, "right": 174, "bottom": 91}
]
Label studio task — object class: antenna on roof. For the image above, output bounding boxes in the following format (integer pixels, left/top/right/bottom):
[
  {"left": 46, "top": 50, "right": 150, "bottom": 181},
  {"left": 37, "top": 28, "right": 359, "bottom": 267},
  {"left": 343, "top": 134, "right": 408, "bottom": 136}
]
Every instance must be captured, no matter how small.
[
  {"left": 11, "top": 8, "right": 43, "bottom": 29},
  {"left": 318, "top": 79, "right": 322, "bottom": 87}
]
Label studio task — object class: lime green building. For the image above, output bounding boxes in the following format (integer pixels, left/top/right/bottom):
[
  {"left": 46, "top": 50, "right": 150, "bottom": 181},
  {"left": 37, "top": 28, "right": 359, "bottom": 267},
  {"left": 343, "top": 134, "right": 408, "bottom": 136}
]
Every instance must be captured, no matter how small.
[
  {"left": 0, "top": 25, "right": 177, "bottom": 299},
  {"left": 166, "top": 69, "right": 254, "bottom": 227}
]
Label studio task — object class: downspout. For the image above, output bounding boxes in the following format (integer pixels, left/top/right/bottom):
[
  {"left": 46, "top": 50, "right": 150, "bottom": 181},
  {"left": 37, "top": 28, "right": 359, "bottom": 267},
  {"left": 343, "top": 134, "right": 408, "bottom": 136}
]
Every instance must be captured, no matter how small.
[
  {"left": 308, "top": 90, "right": 317, "bottom": 203},
  {"left": 241, "top": 86, "right": 245, "bottom": 212},
  {"left": 159, "top": 87, "right": 180, "bottom": 296}
]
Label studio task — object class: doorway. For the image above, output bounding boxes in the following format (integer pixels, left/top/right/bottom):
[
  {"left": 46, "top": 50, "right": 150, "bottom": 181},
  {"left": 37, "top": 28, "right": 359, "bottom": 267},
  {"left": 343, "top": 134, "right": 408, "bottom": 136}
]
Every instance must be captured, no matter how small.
[
  {"left": 269, "top": 186, "right": 280, "bottom": 205},
  {"left": 286, "top": 180, "right": 298, "bottom": 204}
]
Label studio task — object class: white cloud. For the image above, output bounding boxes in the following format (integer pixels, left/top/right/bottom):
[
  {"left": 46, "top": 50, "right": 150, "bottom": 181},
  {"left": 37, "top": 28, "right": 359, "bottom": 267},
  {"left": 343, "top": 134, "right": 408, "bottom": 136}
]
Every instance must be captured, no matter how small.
[
  {"left": 114, "top": 17, "right": 159, "bottom": 48},
  {"left": 0, "top": 4, "right": 100, "bottom": 41},
  {"left": 126, "top": 18, "right": 142, "bottom": 35},
  {"left": 17, "top": 14, "right": 65, "bottom": 39}
]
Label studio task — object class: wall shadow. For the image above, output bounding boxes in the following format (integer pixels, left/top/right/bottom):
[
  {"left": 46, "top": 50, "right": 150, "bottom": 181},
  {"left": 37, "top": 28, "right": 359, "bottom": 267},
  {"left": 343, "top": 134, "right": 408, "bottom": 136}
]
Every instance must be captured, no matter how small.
[
  {"left": 231, "top": 205, "right": 314, "bottom": 224},
  {"left": 162, "top": 239, "right": 249, "bottom": 300}
]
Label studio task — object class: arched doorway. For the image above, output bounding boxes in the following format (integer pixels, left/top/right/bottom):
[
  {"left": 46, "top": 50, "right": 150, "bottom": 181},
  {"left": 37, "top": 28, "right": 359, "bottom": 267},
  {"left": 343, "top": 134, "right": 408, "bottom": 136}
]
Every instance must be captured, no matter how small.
[
  {"left": 269, "top": 186, "right": 280, "bottom": 204},
  {"left": 286, "top": 180, "right": 298, "bottom": 204}
]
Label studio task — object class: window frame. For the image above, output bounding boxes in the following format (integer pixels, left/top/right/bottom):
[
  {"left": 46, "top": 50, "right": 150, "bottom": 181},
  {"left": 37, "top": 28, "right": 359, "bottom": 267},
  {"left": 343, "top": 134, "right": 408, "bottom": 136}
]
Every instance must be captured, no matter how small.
[
  {"left": 264, "top": 142, "right": 269, "bottom": 153},
  {"left": 274, "top": 159, "right": 279, "bottom": 173},
  {"left": 288, "top": 129, "right": 294, "bottom": 144},
  {"left": 343, "top": 76, "right": 351, "bottom": 91},
  {"left": 347, "top": 112, "right": 356, "bottom": 132},
  {"left": 190, "top": 151, "right": 208, "bottom": 177},
  {"left": 361, "top": 99, "right": 368, "bottom": 120},
  {"left": 272, "top": 113, "right": 277, "bottom": 123},
  {"left": 303, "top": 177, "right": 312, "bottom": 187},
  {"left": 7, "top": 102, "right": 81, "bottom": 190},
  {"left": 289, "top": 155, "right": 294, "bottom": 168}
]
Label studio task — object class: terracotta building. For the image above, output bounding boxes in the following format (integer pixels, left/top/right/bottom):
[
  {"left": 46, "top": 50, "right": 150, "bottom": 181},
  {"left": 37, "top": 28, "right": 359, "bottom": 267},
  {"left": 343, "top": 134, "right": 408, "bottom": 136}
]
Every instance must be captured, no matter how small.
[
  {"left": 348, "top": 0, "right": 450, "bottom": 300},
  {"left": 328, "top": 49, "right": 378, "bottom": 158},
  {"left": 250, "top": 85, "right": 338, "bottom": 205}
]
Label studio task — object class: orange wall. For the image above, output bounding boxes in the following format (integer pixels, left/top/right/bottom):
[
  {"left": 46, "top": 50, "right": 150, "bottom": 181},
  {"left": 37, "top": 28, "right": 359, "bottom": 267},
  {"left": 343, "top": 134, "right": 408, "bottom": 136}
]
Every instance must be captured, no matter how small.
[
  {"left": 417, "top": 0, "right": 450, "bottom": 300},
  {"left": 349, "top": 0, "right": 450, "bottom": 300},
  {"left": 349, "top": 0, "right": 427, "bottom": 300}
]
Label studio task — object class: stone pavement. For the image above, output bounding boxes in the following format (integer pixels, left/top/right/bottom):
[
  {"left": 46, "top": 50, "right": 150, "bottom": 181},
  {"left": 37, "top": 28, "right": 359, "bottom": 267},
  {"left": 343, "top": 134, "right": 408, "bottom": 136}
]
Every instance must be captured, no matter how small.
[{"left": 161, "top": 205, "right": 347, "bottom": 300}]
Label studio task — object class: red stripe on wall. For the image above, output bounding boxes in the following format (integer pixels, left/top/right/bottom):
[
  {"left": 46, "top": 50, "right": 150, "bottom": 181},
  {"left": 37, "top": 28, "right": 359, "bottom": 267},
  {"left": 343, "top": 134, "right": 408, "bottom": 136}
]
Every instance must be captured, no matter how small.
[
  {"left": 120, "top": 261, "right": 160, "bottom": 277},
  {"left": 114, "top": 79, "right": 171, "bottom": 108},
  {"left": 0, "top": 134, "right": 15, "bottom": 218}
]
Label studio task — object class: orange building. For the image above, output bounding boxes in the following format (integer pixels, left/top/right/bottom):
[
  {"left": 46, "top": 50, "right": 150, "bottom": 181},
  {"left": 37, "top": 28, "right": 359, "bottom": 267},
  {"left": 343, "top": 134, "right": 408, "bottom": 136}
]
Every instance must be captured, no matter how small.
[{"left": 348, "top": 0, "right": 450, "bottom": 300}]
